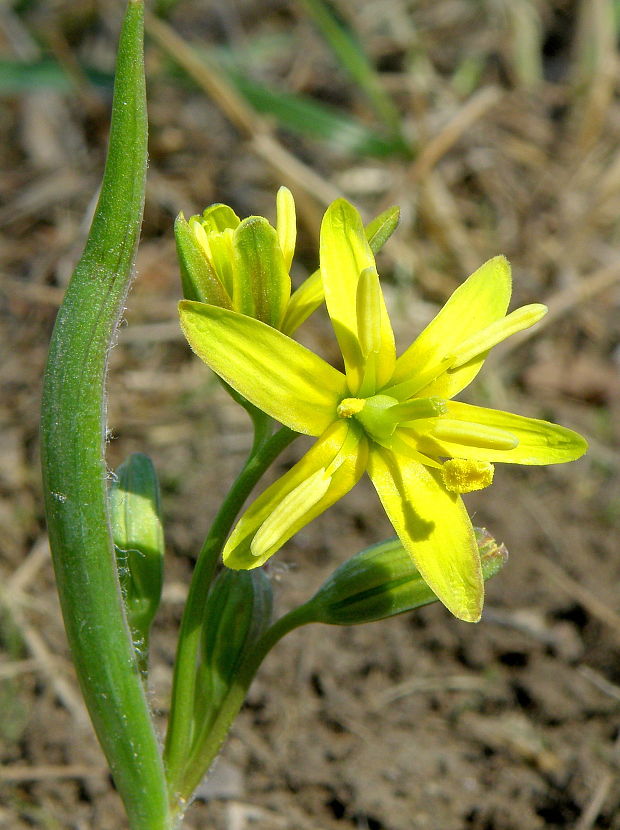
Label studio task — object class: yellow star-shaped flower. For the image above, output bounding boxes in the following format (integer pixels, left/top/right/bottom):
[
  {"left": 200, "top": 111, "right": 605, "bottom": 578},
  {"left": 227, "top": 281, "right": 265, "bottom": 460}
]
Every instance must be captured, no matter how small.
[{"left": 179, "top": 198, "right": 587, "bottom": 622}]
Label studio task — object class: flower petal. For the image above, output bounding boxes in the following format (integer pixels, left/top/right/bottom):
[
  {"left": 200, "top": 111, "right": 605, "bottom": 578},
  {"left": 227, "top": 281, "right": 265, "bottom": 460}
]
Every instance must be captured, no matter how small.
[
  {"left": 282, "top": 205, "right": 401, "bottom": 337},
  {"left": 367, "top": 446, "right": 483, "bottom": 622},
  {"left": 179, "top": 302, "right": 347, "bottom": 435},
  {"left": 281, "top": 270, "right": 323, "bottom": 336},
  {"left": 233, "top": 216, "right": 291, "bottom": 326},
  {"left": 224, "top": 422, "right": 368, "bottom": 569},
  {"left": 174, "top": 213, "right": 232, "bottom": 307},
  {"left": 413, "top": 401, "right": 588, "bottom": 464},
  {"left": 276, "top": 186, "right": 296, "bottom": 272},
  {"left": 320, "top": 199, "right": 395, "bottom": 393},
  {"left": 388, "top": 256, "right": 512, "bottom": 399}
]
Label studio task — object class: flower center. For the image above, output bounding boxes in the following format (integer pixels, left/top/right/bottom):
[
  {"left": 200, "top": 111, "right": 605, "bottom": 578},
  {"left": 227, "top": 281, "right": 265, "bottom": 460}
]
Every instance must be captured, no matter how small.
[{"left": 338, "top": 394, "right": 446, "bottom": 443}]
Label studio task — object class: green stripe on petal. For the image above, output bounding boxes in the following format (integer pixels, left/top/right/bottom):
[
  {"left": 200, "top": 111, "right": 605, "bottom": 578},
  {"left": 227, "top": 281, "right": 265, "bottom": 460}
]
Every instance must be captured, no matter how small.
[
  {"left": 179, "top": 302, "right": 347, "bottom": 435},
  {"left": 390, "top": 256, "right": 512, "bottom": 400},
  {"left": 233, "top": 216, "right": 291, "bottom": 326},
  {"left": 365, "top": 205, "right": 400, "bottom": 252},
  {"left": 367, "top": 447, "right": 483, "bottom": 622},
  {"left": 415, "top": 401, "right": 588, "bottom": 465},
  {"left": 320, "top": 199, "right": 395, "bottom": 394},
  {"left": 224, "top": 421, "right": 368, "bottom": 569}
]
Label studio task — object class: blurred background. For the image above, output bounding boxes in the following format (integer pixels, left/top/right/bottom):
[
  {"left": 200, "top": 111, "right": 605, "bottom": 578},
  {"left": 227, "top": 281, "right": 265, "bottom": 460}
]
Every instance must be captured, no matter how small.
[{"left": 1, "top": 0, "right": 620, "bottom": 827}]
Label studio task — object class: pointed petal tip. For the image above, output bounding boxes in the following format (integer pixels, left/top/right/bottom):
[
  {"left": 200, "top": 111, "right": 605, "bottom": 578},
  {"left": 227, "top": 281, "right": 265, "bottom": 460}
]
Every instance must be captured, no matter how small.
[
  {"left": 438, "top": 580, "right": 483, "bottom": 623},
  {"left": 453, "top": 602, "right": 483, "bottom": 624}
]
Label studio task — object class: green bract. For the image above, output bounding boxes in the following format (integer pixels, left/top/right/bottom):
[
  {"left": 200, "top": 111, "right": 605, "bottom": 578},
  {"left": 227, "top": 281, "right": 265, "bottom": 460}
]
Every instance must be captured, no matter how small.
[{"left": 179, "top": 197, "right": 588, "bottom": 623}]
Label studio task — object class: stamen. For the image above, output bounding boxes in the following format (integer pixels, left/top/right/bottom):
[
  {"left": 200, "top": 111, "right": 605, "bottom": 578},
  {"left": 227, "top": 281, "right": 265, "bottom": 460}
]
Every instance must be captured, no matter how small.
[
  {"left": 387, "top": 397, "right": 447, "bottom": 424},
  {"left": 385, "top": 431, "right": 443, "bottom": 468},
  {"left": 442, "top": 459, "right": 494, "bottom": 493},
  {"left": 251, "top": 468, "right": 332, "bottom": 559},
  {"left": 212, "top": 228, "right": 236, "bottom": 299},
  {"left": 431, "top": 419, "right": 518, "bottom": 450},
  {"left": 450, "top": 304, "right": 548, "bottom": 369}
]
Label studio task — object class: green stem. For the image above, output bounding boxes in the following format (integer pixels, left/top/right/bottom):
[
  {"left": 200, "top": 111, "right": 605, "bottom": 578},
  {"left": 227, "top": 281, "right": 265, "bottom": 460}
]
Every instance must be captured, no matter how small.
[
  {"left": 164, "top": 425, "right": 296, "bottom": 804},
  {"left": 40, "top": 3, "right": 172, "bottom": 828},
  {"left": 175, "top": 604, "right": 312, "bottom": 808}
]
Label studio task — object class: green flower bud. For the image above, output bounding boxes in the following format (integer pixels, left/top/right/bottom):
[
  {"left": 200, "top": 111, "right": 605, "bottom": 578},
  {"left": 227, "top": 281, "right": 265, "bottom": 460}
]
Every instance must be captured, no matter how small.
[
  {"left": 195, "top": 569, "right": 273, "bottom": 725},
  {"left": 109, "top": 454, "right": 164, "bottom": 668},
  {"left": 305, "top": 528, "right": 507, "bottom": 626}
]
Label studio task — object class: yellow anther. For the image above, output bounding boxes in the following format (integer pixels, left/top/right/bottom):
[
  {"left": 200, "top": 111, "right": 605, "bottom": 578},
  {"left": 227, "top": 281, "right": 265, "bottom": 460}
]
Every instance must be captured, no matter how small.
[
  {"left": 337, "top": 398, "right": 366, "bottom": 418},
  {"left": 442, "top": 459, "right": 494, "bottom": 493}
]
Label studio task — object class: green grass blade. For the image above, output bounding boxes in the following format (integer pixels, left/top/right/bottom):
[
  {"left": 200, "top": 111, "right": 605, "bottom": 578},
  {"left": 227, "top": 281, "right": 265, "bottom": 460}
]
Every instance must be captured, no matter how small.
[
  {"left": 225, "top": 66, "right": 408, "bottom": 157},
  {"left": 39, "top": 3, "right": 171, "bottom": 828},
  {"left": 296, "top": 0, "right": 402, "bottom": 134},
  {"left": 0, "top": 58, "right": 112, "bottom": 94}
]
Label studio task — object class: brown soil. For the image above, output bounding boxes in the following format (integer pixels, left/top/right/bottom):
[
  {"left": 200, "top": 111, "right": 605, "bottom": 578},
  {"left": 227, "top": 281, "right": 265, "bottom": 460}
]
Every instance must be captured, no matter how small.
[{"left": 1, "top": 2, "right": 619, "bottom": 828}]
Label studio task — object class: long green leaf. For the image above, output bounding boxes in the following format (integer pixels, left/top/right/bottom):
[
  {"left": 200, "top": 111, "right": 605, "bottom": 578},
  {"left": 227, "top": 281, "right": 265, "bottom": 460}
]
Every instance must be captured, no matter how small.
[
  {"left": 40, "top": 3, "right": 171, "bottom": 828},
  {"left": 0, "top": 58, "right": 112, "bottom": 94}
]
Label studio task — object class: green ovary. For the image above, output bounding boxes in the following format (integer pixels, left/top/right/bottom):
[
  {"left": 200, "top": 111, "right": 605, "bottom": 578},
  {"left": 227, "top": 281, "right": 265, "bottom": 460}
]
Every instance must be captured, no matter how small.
[{"left": 337, "top": 394, "right": 446, "bottom": 444}]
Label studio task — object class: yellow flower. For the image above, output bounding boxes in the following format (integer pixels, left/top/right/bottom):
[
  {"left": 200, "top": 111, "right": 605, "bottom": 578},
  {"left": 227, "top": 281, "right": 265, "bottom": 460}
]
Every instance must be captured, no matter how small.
[{"left": 179, "top": 199, "right": 587, "bottom": 622}]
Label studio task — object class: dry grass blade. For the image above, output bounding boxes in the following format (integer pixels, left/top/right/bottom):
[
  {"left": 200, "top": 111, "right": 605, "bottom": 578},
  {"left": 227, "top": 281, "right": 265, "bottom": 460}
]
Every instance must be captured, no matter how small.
[
  {"left": 404, "top": 86, "right": 502, "bottom": 186},
  {"left": 0, "top": 589, "right": 89, "bottom": 725},
  {"left": 493, "top": 261, "right": 620, "bottom": 358},
  {"left": 0, "top": 764, "right": 107, "bottom": 782},
  {"left": 569, "top": 0, "right": 617, "bottom": 153}
]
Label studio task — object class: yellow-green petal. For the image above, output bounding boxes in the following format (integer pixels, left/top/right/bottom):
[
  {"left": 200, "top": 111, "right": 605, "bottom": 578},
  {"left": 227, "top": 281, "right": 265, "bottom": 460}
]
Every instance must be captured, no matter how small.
[
  {"left": 282, "top": 206, "right": 401, "bottom": 337},
  {"left": 174, "top": 213, "right": 232, "bottom": 307},
  {"left": 320, "top": 199, "right": 395, "bottom": 394},
  {"left": 389, "top": 256, "right": 512, "bottom": 399},
  {"left": 224, "top": 421, "right": 368, "bottom": 569},
  {"left": 413, "top": 401, "right": 588, "bottom": 464},
  {"left": 367, "top": 446, "right": 483, "bottom": 622},
  {"left": 276, "top": 186, "right": 296, "bottom": 272},
  {"left": 179, "top": 302, "right": 347, "bottom": 435},
  {"left": 450, "top": 304, "right": 547, "bottom": 369},
  {"left": 281, "top": 270, "right": 323, "bottom": 336},
  {"left": 200, "top": 203, "right": 240, "bottom": 234}
]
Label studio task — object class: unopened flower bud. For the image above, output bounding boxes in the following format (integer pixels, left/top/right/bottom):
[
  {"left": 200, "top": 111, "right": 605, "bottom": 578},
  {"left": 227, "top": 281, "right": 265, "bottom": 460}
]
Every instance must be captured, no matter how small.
[
  {"left": 305, "top": 528, "right": 507, "bottom": 626},
  {"left": 195, "top": 569, "right": 273, "bottom": 725},
  {"left": 109, "top": 453, "right": 164, "bottom": 666}
]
